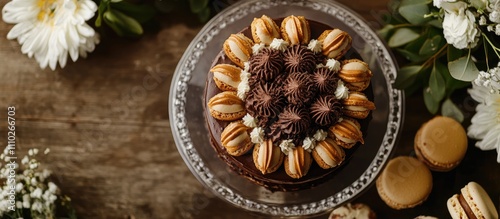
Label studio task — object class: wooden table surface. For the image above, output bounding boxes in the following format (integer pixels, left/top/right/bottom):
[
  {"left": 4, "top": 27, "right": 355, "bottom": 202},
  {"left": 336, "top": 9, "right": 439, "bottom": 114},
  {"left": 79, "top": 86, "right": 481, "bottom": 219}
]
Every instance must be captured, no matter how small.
[{"left": 0, "top": 0, "right": 499, "bottom": 218}]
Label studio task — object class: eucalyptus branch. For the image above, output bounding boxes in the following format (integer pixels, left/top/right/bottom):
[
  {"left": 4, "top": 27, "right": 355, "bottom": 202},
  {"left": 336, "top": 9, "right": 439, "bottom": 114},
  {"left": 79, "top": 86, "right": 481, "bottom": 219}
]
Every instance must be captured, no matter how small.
[
  {"left": 422, "top": 44, "right": 449, "bottom": 68},
  {"left": 484, "top": 35, "right": 490, "bottom": 70},
  {"left": 482, "top": 33, "right": 500, "bottom": 59}
]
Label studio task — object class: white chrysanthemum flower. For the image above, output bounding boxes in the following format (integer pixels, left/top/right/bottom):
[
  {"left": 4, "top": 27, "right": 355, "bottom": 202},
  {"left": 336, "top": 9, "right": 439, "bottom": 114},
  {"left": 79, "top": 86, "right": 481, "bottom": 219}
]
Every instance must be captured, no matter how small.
[
  {"left": 467, "top": 83, "right": 500, "bottom": 163},
  {"left": 2, "top": 0, "right": 99, "bottom": 70}
]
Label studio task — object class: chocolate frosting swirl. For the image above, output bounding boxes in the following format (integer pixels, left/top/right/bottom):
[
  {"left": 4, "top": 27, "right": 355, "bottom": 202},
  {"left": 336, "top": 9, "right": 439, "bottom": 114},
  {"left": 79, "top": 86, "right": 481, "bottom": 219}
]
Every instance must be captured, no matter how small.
[
  {"left": 245, "top": 82, "right": 285, "bottom": 126},
  {"left": 284, "top": 72, "right": 316, "bottom": 105},
  {"left": 313, "top": 67, "right": 338, "bottom": 94},
  {"left": 270, "top": 105, "right": 310, "bottom": 145},
  {"left": 283, "top": 45, "right": 316, "bottom": 73},
  {"left": 249, "top": 47, "right": 284, "bottom": 81},
  {"left": 310, "top": 95, "right": 343, "bottom": 127}
]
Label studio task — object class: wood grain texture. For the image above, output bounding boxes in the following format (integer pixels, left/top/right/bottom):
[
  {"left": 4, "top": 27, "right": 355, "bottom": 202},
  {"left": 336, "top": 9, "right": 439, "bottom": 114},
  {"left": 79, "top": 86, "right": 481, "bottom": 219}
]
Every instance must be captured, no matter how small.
[{"left": 0, "top": 0, "right": 498, "bottom": 219}]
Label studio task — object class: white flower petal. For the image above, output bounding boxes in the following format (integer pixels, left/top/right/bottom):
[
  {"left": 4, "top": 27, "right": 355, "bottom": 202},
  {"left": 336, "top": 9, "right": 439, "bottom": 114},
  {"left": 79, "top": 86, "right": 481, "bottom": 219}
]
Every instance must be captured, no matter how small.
[
  {"left": 2, "top": 0, "right": 98, "bottom": 70},
  {"left": 475, "top": 125, "right": 500, "bottom": 151},
  {"left": 77, "top": 23, "right": 95, "bottom": 38},
  {"left": 7, "top": 22, "right": 33, "bottom": 40}
]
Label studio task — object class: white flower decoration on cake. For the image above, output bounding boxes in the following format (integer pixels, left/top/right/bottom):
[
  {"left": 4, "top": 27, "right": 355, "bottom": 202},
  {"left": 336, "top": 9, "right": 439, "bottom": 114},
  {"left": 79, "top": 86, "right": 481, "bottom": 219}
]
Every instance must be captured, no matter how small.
[
  {"left": 316, "top": 63, "right": 325, "bottom": 69},
  {"left": 237, "top": 69, "right": 252, "bottom": 100},
  {"left": 302, "top": 137, "right": 316, "bottom": 153},
  {"left": 237, "top": 79, "right": 250, "bottom": 100},
  {"left": 250, "top": 127, "right": 265, "bottom": 144},
  {"left": 2, "top": 0, "right": 99, "bottom": 70},
  {"left": 244, "top": 61, "right": 251, "bottom": 72},
  {"left": 326, "top": 59, "right": 342, "bottom": 72},
  {"left": 307, "top": 39, "right": 322, "bottom": 53},
  {"left": 269, "top": 38, "right": 289, "bottom": 51},
  {"left": 335, "top": 80, "right": 350, "bottom": 100},
  {"left": 242, "top": 114, "right": 258, "bottom": 128},
  {"left": 313, "top": 129, "right": 328, "bottom": 142},
  {"left": 279, "top": 139, "right": 295, "bottom": 154},
  {"left": 252, "top": 43, "right": 266, "bottom": 55}
]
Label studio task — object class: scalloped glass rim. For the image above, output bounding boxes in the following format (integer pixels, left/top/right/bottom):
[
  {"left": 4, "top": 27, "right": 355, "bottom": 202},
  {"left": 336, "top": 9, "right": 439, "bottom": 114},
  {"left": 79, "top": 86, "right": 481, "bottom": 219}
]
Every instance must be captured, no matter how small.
[{"left": 169, "top": 0, "right": 404, "bottom": 216}]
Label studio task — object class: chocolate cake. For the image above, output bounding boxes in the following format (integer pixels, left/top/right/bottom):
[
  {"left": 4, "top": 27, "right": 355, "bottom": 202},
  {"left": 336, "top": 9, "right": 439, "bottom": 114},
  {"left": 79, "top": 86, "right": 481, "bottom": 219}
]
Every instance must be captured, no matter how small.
[{"left": 204, "top": 15, "right": 375, "bottom": 191}]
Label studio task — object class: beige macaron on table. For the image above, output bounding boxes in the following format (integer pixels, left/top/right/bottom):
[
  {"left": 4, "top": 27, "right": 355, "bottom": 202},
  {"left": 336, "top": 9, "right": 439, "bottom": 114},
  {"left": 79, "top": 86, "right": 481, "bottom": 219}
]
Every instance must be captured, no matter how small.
[{"left": 348, "top": 112, "right": 500, "bottom": 218}]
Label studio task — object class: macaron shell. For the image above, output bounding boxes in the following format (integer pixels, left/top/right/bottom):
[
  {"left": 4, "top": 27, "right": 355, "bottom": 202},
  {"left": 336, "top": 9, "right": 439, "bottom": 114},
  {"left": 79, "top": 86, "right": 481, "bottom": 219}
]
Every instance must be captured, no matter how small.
[
  {"left": 415, "top": 116, "right": 467, "bottom": 171},
  {"left": 376, "top": 156, "right": 433, "bottom": 209},
  {"left": 447, "top": 194, "right": 467, "bottom": 219},
  {"left": 462, "top": 182, "right": 499, "bottom": 219}
]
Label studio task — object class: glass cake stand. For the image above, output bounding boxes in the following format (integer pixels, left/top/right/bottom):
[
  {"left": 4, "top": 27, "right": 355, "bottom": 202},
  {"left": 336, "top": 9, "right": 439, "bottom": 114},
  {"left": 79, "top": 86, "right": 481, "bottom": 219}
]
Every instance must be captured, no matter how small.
[{"left": 169, "top": 0, "right": 404, "bottom": 217}]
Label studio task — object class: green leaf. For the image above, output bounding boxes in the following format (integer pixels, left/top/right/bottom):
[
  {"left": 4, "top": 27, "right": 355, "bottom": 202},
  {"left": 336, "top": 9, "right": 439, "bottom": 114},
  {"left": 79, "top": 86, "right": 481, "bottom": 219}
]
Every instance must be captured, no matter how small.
[
  {"left": 423, "top": 86, "right": 439, "bottom": 114},
  {"left": 95, "top": 1, "right": 109, "bottom": 27},
  {"left": 419, "top": 35, "right": 443, "bottom": 56},
  {"left": 394, "top": 65, "right": 422, "bottom": 89},
  {"left": 378, "top": 24, "right": 395, "bottom": 40},
  {"left": 427, "top": 19, "right": 443, "bottom": 28},
  {"left": 396, "top": 49, "right": 427, "bottom": 63},
  {"left": 441, "top": 98, "right": 464, "bottom": 122},
  {"left": 429, "top": 62, "right": 446, "bottom": 102},
  {"left": 400, "top": 0, "right": 432, "bottom": 6},
  {"left": 399, "top": 3, "right": 431, "bottom": 24},
  {"left": 439, "top": 64, "right": 471, "bottom": 92},
  {"left": 442, "top": 99, "right": 465, "bottom": 122},
  {"left": 189, "top": 0, "right": 209, "bottom": 13},
  {"left": 470, "top": 0, "right": 487, "bottom": 11},
  {"left": 154, "top": 0, "right": 183, "bottom": 13},
  {"left": 396, "top": 35, "right": 429, "bottom": 63},
  {"left": 112, "top": 1, "right": 157, "bottom": 23},
  {"left": 103, "top": 9, "right": 143, "bottom": 37},
  {"left": 388, "top": 28, "right": 420, "bottom": 47},
  {"left": 196, "top": 7, "right": 211, "bottom": 23},
  {"left": 449, "top": 80, "right": 472, "bottom": 91},
  {"left": 447, "top": 46, "right": 466, "bottom": 63},
  {"left": 448, "top": 56, "right": 480, "bottom": 81}
]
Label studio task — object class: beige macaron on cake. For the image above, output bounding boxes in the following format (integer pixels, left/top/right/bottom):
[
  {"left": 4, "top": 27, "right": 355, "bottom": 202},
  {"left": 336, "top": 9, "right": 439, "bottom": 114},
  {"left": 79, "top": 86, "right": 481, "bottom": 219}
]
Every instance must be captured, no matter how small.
[
  {"left": 414, "top": 116, "right": 468, "bottom": 172},
  {"left": 447, "top": 181, "right": 498, "bottom": 219}
]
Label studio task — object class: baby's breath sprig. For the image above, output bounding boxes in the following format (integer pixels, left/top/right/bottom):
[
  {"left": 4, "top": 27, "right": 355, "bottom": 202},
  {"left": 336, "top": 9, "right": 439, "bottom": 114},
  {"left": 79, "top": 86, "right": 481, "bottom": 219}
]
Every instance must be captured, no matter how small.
[{"left": 0, "top": 148, "right": 76, "bottom": 219}]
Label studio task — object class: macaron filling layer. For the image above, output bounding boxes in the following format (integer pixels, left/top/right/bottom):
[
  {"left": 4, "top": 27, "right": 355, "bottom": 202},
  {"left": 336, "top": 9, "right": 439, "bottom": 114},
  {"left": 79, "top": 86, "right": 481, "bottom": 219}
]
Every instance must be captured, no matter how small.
[{"left": 458, "top": 194, "right": 478, "bottom": 219}]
